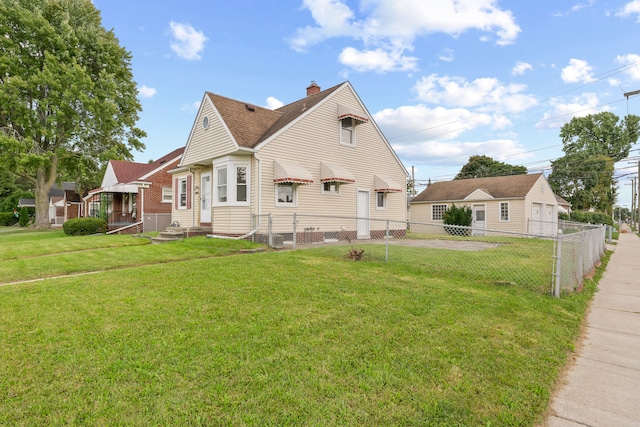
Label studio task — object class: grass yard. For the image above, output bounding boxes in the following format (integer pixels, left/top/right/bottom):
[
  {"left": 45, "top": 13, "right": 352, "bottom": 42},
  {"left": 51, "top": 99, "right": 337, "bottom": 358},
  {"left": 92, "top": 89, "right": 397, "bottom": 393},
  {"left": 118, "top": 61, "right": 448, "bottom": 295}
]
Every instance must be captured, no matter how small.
[{"left": 0, "top": 229, "right": 606, "bottom": 426}]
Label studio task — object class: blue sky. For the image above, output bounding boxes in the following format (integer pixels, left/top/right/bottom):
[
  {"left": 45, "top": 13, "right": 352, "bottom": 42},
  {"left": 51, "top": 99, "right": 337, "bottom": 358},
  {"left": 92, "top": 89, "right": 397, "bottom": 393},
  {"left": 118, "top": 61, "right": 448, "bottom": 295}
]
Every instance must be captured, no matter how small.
[{"left": 93, "top": 0, "right": 640, "bottom": 209}]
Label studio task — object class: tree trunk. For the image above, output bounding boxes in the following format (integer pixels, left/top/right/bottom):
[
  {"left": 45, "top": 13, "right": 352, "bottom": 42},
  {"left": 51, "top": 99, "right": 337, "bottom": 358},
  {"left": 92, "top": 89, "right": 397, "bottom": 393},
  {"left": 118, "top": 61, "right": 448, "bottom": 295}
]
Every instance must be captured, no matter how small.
[
  {"left": 34, "top": 184, "right": 51, "bottom": 228},
  {"left": 33, "top": 159, "right": 58, "bottom": 229}
]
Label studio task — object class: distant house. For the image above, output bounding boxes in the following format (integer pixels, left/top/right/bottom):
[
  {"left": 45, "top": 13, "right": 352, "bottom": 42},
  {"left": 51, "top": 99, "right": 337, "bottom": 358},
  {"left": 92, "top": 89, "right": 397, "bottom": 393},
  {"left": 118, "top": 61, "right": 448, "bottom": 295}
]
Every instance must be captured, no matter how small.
[
  {"left": 556, "top": 194, "right": 572, "bottom": 215},
  {"left": 409, "top": 173, "right": 559, "bottom": 236},
  {"left": 19, "top": 183, "right": 82, "bottom": 226},
  {"left": 169, "top": 81, "right": 408, "bottom": 241},
  {"left": 84, "top": 147, "right": 184, "bottom": 233}
]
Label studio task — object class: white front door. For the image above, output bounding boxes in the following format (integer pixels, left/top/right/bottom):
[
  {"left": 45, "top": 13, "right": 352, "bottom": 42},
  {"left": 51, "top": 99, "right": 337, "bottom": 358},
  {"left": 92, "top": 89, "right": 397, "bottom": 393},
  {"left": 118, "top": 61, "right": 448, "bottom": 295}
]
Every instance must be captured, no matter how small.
[
  {"left": 472, "top": 204, "right": 486, "bottom": 236},
  {"left": 201, "top": 173, "right": 211, "bottom": 223},
  {"left": 356, "top": 190, "right": 370, "bottom": 239}
]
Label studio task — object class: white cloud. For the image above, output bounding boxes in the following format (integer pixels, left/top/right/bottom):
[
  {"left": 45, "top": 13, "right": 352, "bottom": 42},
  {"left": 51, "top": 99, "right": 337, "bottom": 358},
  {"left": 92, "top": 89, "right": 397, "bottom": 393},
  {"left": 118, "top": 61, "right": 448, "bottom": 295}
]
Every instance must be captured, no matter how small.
[
  {"left": 338, "top": 46, "right": 418, "bottom": 72},
  {"left": 169, "top": 21, "right": 208, "bottom": 60},
  {"left": 180, "top": 100, "right": 201, "bottom": 112},
  {"left": 438, "top": 48, "right": 455, "bottom": 63},
  {"left": 138, "top": 85, "right": 157, "bottom": 98},
  {"left": 265, "top": 96, "right": 284, "bottom": 109},
  {"left": 374, "top": 104, "right": 495, "bottom": 143},
  {"left": 561, "top": 58, "right": 595, "bottom": 83},
  {"left": 413, "top": 74, "right": 538, "bottom": 114},
  {"left": 512, "top": 61, "right": 533, "bottom": 76},
  {"left": 617, "top": 1, "right": 640, "bottom": 21},
  {"left": 571, "top": 0, "right": 595, "bottom": 12},
  {"left": 537, "top": 93, "right": 606, "bottom": 129},
  {"left": 615, "top": 54, "right": 640, "bottom": 81},
  {"left": 392, "top": 138, "right": 529, "bottom": 166},
  {"left": 290, "top": 0, "right": 521, "bottom": 73}
]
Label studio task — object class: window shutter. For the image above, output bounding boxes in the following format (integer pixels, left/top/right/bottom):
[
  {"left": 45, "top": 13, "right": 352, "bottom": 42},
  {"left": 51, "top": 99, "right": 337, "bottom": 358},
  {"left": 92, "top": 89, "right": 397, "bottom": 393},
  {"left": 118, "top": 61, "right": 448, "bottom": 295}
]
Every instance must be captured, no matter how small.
[
  {"left": 174, "top": 178, "right": 178, "bottom": 209},
  {"left": 187, "top": 175, "right": 192, "bottom": 210}
]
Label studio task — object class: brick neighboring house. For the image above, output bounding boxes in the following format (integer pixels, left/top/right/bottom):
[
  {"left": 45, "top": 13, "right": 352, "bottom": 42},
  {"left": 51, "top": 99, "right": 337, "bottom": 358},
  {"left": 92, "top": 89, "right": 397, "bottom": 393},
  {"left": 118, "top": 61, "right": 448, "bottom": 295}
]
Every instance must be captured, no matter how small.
[{"left": 84, "top": 147, "right": 184, "bottom": 233}]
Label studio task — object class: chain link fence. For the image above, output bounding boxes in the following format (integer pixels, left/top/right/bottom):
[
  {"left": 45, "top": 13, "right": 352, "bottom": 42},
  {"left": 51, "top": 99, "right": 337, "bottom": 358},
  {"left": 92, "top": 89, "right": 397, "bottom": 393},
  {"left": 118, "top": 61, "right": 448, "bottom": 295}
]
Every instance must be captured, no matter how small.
[{"left": 249, "top": 214, "right": 606, "bottom": 297}]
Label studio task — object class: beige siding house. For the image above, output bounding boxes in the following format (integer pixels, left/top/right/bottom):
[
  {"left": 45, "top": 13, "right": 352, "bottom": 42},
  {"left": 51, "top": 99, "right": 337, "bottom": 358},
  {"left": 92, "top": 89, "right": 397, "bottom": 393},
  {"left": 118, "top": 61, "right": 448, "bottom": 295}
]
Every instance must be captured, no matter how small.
[
  {"left": 170, "top": 81, "right": 408, "bottom": 240},
  {"left": 409, "top": 174, "right": 559, "bottom": 236}
]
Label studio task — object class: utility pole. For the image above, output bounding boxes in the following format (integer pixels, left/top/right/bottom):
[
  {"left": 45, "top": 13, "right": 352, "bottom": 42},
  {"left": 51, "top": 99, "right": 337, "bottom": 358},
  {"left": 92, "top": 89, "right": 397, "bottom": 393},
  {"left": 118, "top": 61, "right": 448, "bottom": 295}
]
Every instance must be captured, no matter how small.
[{"left": 633, "top": 177, "right": 637, "bottom": 229}]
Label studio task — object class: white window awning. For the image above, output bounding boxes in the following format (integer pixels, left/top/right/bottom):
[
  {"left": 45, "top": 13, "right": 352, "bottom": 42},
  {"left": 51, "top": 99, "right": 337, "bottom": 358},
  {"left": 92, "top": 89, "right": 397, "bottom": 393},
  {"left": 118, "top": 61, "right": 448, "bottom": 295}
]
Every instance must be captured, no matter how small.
[
  {"left": 320, "top": 161, "right": 355, "bottom": 184},
  {"left": 273, "top": 159, "right": 314, "bottom": 185},
  {"left": 337, "top": 104, "right": 369, "bottom": 124},
  {"left": 374, "top": 174, "right": 403, "bottom": 193}
]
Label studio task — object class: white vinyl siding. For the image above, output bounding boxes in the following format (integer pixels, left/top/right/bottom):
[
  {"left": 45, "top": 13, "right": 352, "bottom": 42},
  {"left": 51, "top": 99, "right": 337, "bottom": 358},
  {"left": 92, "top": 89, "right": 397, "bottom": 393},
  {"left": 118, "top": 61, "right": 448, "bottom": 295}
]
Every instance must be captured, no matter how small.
[
  {"left": 255, "top": 85, "right": 407, "bottom": 223},
  {"left": 181, "top": 98, "right": 238, "bottom": 165}
]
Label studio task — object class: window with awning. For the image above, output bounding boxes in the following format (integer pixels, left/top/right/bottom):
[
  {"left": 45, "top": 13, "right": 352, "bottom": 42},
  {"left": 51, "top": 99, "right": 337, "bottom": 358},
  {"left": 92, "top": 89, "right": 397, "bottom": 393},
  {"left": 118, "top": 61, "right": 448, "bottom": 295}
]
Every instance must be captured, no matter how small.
[
  {"left": 273, "top": 159, "right": 314, "bottom": 185},
  {"left": 320, "top": 161, "right": 355, "bottom": 184},
  {"left": 337, "top": 104, "right": 369, "bottom": 124},
  {"left": 374, "top": 174, "right": 403, "bottom": 193}
]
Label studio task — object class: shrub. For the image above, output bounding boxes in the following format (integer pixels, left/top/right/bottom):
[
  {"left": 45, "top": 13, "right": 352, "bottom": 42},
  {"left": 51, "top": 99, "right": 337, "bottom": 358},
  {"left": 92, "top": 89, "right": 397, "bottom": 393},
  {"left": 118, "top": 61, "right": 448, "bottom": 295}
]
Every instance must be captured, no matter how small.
[
  {"left": 63, "top": 217, "right": 108, "bottom": 236},
  {"left": 569, "top": 211, "right": 613, "bottom": 226},
  {"left": 443, "top": 204, "right": 472, "bottom": 236},
  {"left": 0, "top": 212, "right": 18, "bottom": 226},
  {"left": 19, "top": 207, "right": 29, "bottom": 227}
]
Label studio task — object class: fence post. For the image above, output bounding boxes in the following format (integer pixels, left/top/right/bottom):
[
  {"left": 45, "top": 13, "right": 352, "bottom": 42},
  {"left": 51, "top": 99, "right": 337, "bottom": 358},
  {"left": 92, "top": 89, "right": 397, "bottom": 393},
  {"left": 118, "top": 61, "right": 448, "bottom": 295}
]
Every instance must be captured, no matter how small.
[
  {"left": 554, "top": 234, "right": 562, "bottom": 298},
  {"left": 385, "top": 220, "right": 390, "bottom": 262},
  {"left": 293, "top": 212, "right": 297, "bottom": 251},
  {"left": 268, "top": 213, "right": 273, "bottom": 248}
]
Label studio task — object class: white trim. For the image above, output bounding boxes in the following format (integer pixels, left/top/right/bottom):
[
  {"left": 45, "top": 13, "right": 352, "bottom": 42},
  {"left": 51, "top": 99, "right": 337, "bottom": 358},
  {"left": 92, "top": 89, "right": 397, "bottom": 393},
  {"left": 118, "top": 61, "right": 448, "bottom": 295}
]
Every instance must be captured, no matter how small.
[
  {"left": 499, "top": 201, "right": 510, "bottom": 222},
  {"left": 178, "top": 177, "right": 188, "bottom": 210},
  {"left": 339, "top": 117, "right": 356, "bottom": 147},
  {"left": 375, "top": 191, "right": 387, "bottom": 210},
  {"left": 213, "top": 158, "right": 251, "bottom": 207},
  {"left": 275, "top": 183, "right": 297, "bottom": 208}
]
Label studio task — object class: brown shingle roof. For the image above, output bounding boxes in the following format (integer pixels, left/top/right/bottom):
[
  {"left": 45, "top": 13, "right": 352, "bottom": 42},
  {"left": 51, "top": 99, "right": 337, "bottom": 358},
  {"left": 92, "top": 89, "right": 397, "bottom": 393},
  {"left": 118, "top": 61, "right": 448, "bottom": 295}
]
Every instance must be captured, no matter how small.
[
  {"left": 411, "top": 173, "right": 543, "bottom": 203},
  {"left": 111, "top": 147, "right": 184, "bottom": 183},
  {"left": 205, "top": 82, "right": 344, "bottom": 149}
]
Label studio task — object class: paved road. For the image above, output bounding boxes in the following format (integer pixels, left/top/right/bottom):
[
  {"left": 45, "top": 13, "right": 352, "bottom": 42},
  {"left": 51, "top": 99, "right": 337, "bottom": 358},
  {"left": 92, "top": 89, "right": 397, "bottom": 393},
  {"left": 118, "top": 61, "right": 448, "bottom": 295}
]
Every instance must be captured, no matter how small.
[{"left": 544, "top": 225, "right": 640, "bottom": 426}]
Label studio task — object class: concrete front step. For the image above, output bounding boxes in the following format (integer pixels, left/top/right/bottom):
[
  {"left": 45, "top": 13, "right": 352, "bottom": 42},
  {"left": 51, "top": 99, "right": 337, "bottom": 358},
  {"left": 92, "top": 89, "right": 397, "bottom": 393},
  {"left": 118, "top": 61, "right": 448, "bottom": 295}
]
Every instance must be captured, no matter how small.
[{"left": 151, "top": 227, "right": 212, "bottom": 244}]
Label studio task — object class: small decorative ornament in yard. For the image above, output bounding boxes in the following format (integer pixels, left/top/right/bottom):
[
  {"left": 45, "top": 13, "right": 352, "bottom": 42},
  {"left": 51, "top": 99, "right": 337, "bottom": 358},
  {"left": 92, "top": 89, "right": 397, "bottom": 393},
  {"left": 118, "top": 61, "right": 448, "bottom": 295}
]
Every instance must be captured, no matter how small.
[{"left": 348, "top": 247, "right": 364, "bottom": 261}]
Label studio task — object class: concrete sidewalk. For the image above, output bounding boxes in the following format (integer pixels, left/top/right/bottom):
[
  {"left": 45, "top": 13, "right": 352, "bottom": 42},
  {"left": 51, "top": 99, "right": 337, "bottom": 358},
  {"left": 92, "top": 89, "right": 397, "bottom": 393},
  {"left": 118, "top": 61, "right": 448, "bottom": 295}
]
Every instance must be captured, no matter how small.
[{"left": 544, "top": 225, "right": 640, "bottom": 426}]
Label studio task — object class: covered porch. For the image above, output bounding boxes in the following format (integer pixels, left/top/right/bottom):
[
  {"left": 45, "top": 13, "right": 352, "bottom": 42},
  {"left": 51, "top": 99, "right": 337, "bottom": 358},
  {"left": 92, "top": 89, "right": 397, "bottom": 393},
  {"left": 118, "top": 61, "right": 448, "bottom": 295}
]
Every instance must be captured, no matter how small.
[{"left": 84, "top": 184, "right": 141, "bottom": 232}]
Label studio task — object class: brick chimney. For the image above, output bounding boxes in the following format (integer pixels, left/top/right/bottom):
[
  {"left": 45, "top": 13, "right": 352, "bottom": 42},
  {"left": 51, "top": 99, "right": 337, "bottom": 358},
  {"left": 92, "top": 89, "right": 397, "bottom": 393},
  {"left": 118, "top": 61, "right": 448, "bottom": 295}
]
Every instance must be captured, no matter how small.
[{"left": 306, "top": 80, "right": 320, "bottom": 97}]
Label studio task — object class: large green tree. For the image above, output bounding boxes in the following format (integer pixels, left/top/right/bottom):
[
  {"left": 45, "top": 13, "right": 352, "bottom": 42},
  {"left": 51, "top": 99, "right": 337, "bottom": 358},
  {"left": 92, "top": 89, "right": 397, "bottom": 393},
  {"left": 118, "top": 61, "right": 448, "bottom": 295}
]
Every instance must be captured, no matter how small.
[
  {"left": 560, "top": 112, "right": 639, "bottom": 162},
  {"left": 455, "top": 155, "right": 527, "bottom": 180},
  {"left": 0, "top": 0, "right": 145, "bottom": 227},
  {"left": 548, "top": 154, "right": 615, "bottom": 213},
  {"left": 549, "top": 112, "right": 640, "bottom": 214}
]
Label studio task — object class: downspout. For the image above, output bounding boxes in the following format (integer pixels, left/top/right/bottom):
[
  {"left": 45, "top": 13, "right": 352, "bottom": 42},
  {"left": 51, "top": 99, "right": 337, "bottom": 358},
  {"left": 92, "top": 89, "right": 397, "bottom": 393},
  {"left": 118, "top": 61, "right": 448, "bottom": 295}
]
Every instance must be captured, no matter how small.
[{"left": 254, "top": 153, "right": 262, "bottom": 230}]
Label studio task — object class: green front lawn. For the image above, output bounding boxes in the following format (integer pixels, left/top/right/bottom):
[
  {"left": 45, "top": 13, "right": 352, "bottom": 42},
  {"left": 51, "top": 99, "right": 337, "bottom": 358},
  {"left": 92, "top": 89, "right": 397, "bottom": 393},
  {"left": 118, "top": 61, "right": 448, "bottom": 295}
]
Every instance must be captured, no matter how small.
[{"left": 0, "top": 232, "right": 604, "bottom": 426}]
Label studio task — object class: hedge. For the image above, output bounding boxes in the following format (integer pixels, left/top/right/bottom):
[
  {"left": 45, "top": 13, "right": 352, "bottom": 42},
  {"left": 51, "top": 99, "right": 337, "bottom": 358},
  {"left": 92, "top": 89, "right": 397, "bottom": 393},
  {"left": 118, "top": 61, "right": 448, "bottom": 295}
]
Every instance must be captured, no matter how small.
[
  {"left": 0, "top": 212, "right": 19, "bottom": 226},
  {"left": 63, "top": 217, "right": 108, "bottom": 236}
]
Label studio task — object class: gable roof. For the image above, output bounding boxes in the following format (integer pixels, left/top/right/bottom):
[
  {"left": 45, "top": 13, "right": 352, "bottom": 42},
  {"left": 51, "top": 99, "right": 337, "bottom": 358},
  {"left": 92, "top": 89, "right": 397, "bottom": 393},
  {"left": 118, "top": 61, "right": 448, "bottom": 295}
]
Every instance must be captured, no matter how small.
[
  {"left": 110, "top": 147, "right": 184, "bottom": 184},
  {"left": 203, "top": 83, "right": 344, "bottom": 150},
  {"left": 411, "top": 173, "right": 544, "bottom": 203}
]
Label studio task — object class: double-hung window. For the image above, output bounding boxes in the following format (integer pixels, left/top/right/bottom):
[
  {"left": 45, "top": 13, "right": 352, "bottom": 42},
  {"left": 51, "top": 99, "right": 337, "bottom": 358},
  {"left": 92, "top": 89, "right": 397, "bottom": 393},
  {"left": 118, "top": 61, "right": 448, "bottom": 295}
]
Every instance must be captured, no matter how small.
[
  {"left": 217, "top": 167, "right": 228, "bottom": 203},
  {"left": 162, "top": 187, "right": 172, "bottom": 203},
  {"left": 178, "top": 178, "right": 188, "bottom": 209},
  {"left": 340, "top": 118, "right": 355, "bottom": 146},
  {"left": 376, "top": 192, "right": 386, "bottom": 209},
  {"left": 214, "top": 159, "right": 250, "bottom": 206}
]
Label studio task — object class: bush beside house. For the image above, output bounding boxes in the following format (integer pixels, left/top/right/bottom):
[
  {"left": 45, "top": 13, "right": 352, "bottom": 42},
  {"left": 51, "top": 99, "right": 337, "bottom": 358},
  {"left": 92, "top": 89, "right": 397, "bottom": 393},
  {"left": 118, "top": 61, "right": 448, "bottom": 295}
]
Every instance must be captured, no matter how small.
[
  {"left": 443, "top": 204, "right": 472, "bottom": 235},
  {"left": 63, "top": 217, "right": 107, "bottom": 236}
]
